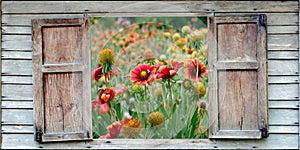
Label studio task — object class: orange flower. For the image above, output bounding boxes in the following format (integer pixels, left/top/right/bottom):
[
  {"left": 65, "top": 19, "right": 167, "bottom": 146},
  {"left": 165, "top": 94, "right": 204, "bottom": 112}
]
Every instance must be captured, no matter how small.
[
  {"left": 130, "top": 64, "right": 156, "bottom": 86},
  {"left": 185, "top": 59, "right": 208, "bottom": 82},
  {"left": 121, "top": 118, "right": 143, "bottom": 138},
  {"left": 98, "top": 88, "right": 116, "bottom": 104}
]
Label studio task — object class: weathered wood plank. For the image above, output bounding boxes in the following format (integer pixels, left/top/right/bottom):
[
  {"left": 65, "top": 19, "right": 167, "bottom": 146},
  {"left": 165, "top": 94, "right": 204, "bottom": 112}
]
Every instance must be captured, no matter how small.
[
  {"left": 2, "top": 14, "right": 86, "bottom": 26},
  {"left": 2, "top": 51, "right": 32, "bottom": 60},
  {"left": 2, "top": 60, "right": 32, "bottom": 75},
  {"left": 1, "top": 125, "right": 34, "bottom": 134},
  {"left": 268, "top": 60, "right": 298, "bottom": 75},
  {"left": 2, "top": 1, "right": 298, "bottom": 14},
  {"left": 268, "top": 34, "right": 298, "bottom": 50},
  {"left": 268, "top": 75, "right": 299, "bottom": 84},
  {"left": 2, "top": 26, "right": 288, "bottom": 35},
  {"left": 1, "top": 134, "right": 298, "bottom": 149},
  {"left": 216, "top": 13, "right": 298, "bottom": 26},
  {"left": 268, "top": 51, "right": 298, "bottom": 60},
  {"left": 2, "top": 109, "right": 33, "bottom": 124},
  {"left": 2, "top": 76, "right": 32, "bottom": 84},
  {"left": 3, "top": 25, "right": 296, "bottom": 35},
  {"left": 2, "top": 13, "right": 298, "bottom": 26},
  {"left": 2, "top": 28, "right": 298, "bottom": 53},
  {"left": 2, "top": 85, "right": 33, "bottom": 101},
  {"left": 2, "top": 26, "right": 32, "bottom": 35},
  {"left": 269, "top": 125, "right": 298, "bottom": 134},
  {"left": 2, "top": 101, "right": 33, "bottom": 109},
  {"left": 269, "top": 109, "right": 298, "bottom": 125},
  {"left": 268, "top": 101, "right": 299, "bottom": 109},
  {"left": 268, "top": 84, "right": 299, "bottom": 100},
  {"left": 268, "top": 26, "right": 298, "bottom": 34}
]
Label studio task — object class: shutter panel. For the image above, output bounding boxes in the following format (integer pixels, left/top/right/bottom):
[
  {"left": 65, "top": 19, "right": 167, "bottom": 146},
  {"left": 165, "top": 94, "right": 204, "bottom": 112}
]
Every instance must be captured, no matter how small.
[
  {"left": 208, "top": 15, "right": 268, "bottom": 139},
  {"left": 32, "top": 18, "right": 92, "bottom": 142}
]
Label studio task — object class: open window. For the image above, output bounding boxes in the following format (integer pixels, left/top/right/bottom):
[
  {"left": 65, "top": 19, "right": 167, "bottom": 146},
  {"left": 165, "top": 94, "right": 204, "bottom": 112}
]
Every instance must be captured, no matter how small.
[{"left": 32, "top": 14, "right": 267, "bottom": 142}]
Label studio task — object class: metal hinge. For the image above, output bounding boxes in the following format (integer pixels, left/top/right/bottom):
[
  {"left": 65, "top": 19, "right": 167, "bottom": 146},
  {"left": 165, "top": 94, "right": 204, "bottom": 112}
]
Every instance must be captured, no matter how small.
[
  {"left": 36, "top": 128, "right": 43, "bottom": 142},
  {"left": 259, "top": 124, "right": 269, "bottom": 138},
  {"left": 259, "top": 14, "right": 267, "bottom": 28}
]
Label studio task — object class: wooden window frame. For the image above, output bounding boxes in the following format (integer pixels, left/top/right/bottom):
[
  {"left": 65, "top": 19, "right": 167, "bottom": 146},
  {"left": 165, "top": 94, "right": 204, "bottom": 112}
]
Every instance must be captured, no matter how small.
[{"left": 31, "top": 12, "right": 268, "bottom": 145}]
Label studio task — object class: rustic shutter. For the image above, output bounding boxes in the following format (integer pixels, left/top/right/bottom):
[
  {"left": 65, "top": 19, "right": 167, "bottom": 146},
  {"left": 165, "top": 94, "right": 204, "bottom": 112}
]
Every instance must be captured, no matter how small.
[
  {"left": 208, "top": 15, "right": 268, "bottom": 139},
  {"left": 32, "top": 18, "right": 92, "bottom": 142}
]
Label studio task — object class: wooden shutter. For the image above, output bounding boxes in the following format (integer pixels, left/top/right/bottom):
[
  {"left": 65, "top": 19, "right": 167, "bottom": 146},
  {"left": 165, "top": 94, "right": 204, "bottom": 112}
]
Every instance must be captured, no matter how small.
[
  {"left": 32, "top": 18, "right": 92, "bottom": 142},
  {"left": 208, "top": 15, "right": 268, "bottom": 139}
]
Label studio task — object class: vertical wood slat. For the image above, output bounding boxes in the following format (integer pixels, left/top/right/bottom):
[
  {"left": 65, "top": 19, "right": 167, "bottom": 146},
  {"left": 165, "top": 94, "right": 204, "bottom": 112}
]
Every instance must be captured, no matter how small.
[
  {"left": 298, "top": 1, "right": 300, "bottom": 148},
  {"left": 32, "top": 18, "right": 92, "bottom": 142},
  {"left": 208, "top": 15, "right": 267, "bottom": 139}
]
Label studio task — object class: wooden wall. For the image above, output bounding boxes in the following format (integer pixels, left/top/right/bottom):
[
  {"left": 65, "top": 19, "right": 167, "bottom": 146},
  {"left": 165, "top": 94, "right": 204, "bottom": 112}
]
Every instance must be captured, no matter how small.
[{"left": 1, "top": 1, "right": 299, "bottom": 149}]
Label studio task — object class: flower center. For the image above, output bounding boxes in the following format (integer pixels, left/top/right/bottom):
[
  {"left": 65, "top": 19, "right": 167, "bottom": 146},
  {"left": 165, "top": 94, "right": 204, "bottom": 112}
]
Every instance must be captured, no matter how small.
[{"left": 139, "top": 70, "right": 148, "bottom": 80}]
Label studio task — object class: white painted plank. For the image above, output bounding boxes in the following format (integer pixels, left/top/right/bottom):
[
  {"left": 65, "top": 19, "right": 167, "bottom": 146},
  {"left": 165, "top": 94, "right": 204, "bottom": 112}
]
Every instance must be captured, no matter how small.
[
  {"left": 2, "top": 51, "right": 32, "bottom": 60},
  {"left": 268, "top": 101, "right": 298, "bottom": 109},
  {"left": 1, "top": 134, "right": 298, "bottom": 149},
  {"left": 1, "top": 125, "right": 34, "bottom": 134},
  {"left": 269, "top": 109, "right": 298, "bottom": 125},
  {"left": 2, "top": 1, "right": 298, "bottom": 14},
  {"left": 2, "top": 34, "right": 31, "bottom": 41},
  {"left": 268, "top": 51, "right": 298, "bottom": 60},
  {"left": 269, "top": 125, "right": 298, "bottom": 134},
  {"left": 2, "top": 26, "right": 32, "bottom": 34},
  {"left": 268, "top": 26, "right": 298, "bottom": 34},
  {"left": 2, "top": 60, "right": 32, "bottom": 75},
  {"left": 2, "top": 76, "right": 32, "bottom": 84},
  {"left": 268, "top": 76, "right": 298, "bottom": 84},
  {"left": 268, "top": 60, "right": 298, "bottom": 75},
  {"left": 268, "top": 34, "right": 298, "bottom": 50},
  {"left": 2, "top": 85, "right": 33, "bottom": 101},
  {"left": 2, "top": 109, "right": 33, "bottom": 124},
  {"left": 268, "top": 84, "right": 299, "bottom": 100},
  {"left": 2, "top": 101, "right": 33, "bottom": 109}
]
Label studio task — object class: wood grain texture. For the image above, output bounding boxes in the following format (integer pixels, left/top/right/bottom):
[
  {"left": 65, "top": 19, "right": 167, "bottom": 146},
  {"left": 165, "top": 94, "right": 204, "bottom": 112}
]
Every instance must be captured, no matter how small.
[
  {"left": 218, "top": 71, "right": 258, "bottom": 130},
  {"left": 32, "top": 18, "right": 92, "bottom": 142},
  {"left": 208, "top": 15, "right": 267, "bottom": 139},
  {"left": 42, "top": 26, "right": 83, "bottom": 64},
  {"left": 2, "top": 13, "right": 298, "bottom": 26},
  {"left": 2, "top": 1, "right": 298, "bottom": 14},
  {"left": 0, "top": 134, "right": 298, "bottom": 149}
]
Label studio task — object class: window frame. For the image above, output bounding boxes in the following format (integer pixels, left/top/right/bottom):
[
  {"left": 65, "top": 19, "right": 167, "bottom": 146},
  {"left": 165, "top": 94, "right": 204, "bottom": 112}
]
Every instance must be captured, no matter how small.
[{"left": 31, "top": 12, "right": 268, "bottom": 145}]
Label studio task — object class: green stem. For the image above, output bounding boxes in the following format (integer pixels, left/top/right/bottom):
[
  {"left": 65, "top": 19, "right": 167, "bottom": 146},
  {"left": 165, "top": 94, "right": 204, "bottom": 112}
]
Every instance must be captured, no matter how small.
[{"left": 168, "top": 80, "right": 173, "bottom": 107}]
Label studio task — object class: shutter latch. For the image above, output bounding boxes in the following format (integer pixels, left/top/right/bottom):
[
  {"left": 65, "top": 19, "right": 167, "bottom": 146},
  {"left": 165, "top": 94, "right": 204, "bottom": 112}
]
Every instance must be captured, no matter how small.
[
  {"left": 259, "top": 124, "right": 269, "bottom": 138},
  {"left": 36, "top": 128, "right": 43, "bottom": 142}
]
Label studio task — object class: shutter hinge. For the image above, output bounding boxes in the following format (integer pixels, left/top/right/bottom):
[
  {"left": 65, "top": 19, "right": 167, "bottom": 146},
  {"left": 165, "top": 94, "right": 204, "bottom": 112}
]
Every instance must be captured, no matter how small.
[
  {"left": 36, "top": 128, "right": 43, "bottom": 142},
  {"left": 259, "top": 14, "right": 267, "bottom": 27},
  {"left": 259, "top": 124, "right": 269, "bottom": 138}
]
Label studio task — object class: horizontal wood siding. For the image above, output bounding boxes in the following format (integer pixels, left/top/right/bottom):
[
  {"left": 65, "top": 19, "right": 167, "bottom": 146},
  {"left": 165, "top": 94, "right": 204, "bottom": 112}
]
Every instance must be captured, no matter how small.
[{"left": 1, "top": 0, "right": 299, "bottom": 149}]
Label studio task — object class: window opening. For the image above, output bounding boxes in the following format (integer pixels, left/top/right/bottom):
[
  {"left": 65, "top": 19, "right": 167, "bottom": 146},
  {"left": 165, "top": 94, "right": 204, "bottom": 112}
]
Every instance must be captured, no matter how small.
[{"left": 90, "top": 16, "right": 209, "bottom": 139}]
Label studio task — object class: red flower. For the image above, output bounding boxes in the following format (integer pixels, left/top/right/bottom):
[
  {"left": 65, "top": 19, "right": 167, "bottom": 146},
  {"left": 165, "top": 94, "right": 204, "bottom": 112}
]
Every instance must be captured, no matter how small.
[
  {"left": 130, "top": 64, "right": 156, "bottom": 86},
  {"left": 100, "top": 103, "right": 109, "bottom": 114},
  {"left": 99, "top": 121, "right": 124, "bottom": 139},
  {"left": 92, "top": 64, "right": 103, "bottom": 82},
  {"left": 155, "top": 60, "right": 184, "bottom": 80},
  {"left": 98, "top": 88, "right": 116, "bottom": 104},
  {"left": 184, "top": 59, "right": 208, "bottom": 82},
  {"left": 92, "top": 99, "right": 101, "bottom": 110},
  {"left": 156, "top": 65, "right": 177, "bottom": 79}
]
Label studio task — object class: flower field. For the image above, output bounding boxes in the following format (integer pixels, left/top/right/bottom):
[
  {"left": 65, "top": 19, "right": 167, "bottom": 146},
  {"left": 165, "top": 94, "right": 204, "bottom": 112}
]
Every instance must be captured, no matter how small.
[{"left": 91, "top": 17, "right": 209, "bottom": 139}]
